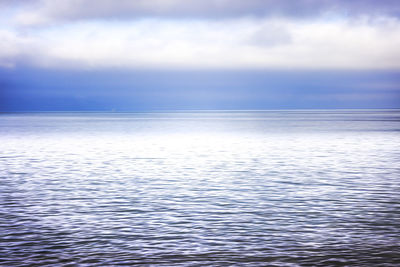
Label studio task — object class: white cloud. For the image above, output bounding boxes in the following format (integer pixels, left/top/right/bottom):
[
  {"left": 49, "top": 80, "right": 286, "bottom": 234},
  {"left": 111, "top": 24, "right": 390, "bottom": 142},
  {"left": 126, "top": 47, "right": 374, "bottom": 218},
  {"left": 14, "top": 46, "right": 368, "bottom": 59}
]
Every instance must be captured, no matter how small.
[
  {"left": 1, "top": 0, "right": 400, "bottom": 72},
  {"left": 0, "top": 0, "right": 399, "bottom": 70},
  {"left": 0, "top": 29, "right": 35, "bottom": 68},
  {"left": 1, "top": 17, "right": 400, "bottom": 70}
]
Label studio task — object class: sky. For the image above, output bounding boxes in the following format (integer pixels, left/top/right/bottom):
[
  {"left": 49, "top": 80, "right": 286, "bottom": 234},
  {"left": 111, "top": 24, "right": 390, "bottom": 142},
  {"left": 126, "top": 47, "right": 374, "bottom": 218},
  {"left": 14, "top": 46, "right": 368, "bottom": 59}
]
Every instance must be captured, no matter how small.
[{"left": 0, "top": 0, "right": 400, "bottom": 111}]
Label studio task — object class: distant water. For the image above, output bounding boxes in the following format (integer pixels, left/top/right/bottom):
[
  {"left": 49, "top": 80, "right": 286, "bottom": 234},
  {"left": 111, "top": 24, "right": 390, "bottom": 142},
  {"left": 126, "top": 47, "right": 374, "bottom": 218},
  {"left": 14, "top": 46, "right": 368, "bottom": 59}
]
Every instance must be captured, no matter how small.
[{"left": 1, "top": 110, "right": 400, "bottom": 266}]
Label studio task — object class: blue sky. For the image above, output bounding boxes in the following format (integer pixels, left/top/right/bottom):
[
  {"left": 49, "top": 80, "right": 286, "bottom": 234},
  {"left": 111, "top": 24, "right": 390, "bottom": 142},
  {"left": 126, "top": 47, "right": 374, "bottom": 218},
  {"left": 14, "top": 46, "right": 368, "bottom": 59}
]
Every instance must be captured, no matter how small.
[{"left": 0, "top": 0, "right": 400, "bottom": 111}]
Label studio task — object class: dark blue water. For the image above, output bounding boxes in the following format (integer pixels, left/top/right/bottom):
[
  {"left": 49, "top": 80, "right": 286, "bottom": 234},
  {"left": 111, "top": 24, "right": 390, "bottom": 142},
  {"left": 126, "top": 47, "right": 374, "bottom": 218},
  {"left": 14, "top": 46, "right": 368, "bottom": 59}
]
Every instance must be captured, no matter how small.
[{"left": 1, "top": 110, "right": 400, "bottom": 266}]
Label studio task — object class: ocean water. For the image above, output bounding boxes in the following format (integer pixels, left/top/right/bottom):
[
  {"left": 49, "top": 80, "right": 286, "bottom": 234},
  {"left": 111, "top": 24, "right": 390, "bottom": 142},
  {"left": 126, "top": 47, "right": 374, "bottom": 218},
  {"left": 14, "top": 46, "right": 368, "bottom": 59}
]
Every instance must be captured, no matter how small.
[{"left": 0, "top": 110, "right": 399, "bottom": 266}]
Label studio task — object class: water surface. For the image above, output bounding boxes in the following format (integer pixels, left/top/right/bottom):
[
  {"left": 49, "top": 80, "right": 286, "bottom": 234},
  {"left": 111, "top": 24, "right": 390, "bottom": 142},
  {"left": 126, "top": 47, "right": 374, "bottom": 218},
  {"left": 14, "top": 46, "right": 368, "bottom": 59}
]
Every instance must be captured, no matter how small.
[{"left": 1, "top": 110, "right": 400, "bottom": 266}]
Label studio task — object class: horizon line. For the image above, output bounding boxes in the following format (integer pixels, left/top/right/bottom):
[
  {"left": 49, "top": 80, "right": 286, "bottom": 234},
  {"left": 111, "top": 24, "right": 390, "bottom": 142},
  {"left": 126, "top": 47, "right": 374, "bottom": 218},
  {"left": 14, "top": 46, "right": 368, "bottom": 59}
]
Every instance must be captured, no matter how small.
[{"left": 1, "top": 108, "right": 399, "bottom": 114}]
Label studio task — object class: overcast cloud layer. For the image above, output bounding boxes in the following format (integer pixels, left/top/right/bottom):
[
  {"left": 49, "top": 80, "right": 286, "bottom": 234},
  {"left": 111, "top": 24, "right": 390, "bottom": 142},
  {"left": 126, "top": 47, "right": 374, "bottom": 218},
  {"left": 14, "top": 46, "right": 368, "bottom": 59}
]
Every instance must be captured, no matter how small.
[
  {"left": 9, "top": 0, "right": 400, "bottom": 24},
  {"left": 1, "top": 0, "right": 400, "bottom": 70}
]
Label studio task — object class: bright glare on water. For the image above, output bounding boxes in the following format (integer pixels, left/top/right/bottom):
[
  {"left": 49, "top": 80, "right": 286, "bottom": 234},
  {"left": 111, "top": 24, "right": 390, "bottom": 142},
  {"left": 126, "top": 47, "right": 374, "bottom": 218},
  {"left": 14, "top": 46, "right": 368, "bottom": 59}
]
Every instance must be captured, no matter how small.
[{"left": 1, "top": 110, "right": 400, "bottom": 266}]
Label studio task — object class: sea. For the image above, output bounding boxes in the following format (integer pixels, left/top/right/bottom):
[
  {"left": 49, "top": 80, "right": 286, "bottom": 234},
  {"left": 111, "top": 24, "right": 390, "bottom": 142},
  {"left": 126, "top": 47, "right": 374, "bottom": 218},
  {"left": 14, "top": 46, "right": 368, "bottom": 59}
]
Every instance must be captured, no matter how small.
[{"left": 0, "top": 110, "right": 399, "bottom": 266}]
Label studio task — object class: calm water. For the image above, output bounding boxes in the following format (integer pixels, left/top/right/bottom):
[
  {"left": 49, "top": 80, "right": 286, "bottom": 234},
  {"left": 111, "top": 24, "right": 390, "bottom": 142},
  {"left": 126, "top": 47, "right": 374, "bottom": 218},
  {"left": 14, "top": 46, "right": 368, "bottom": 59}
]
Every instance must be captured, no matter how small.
[{"left": 1, "top": 110, "right": 400, "bottom": 266}]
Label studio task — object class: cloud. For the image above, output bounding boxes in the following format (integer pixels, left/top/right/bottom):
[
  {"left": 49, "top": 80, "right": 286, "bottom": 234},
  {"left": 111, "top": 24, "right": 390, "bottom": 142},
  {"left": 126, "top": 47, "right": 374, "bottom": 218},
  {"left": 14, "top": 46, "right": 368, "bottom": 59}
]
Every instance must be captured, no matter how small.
[
  {"left": 1, "top": 17, "right": 400, "bottom": 70},
  {"left": 247, "top": 23, "right": 292, "bottom": 47},
  {"left": 8, "top": 0, "right": 400, "bottom": 26},
  {"left": 1, "top": 1, "right": 400, "bottom": 70}
]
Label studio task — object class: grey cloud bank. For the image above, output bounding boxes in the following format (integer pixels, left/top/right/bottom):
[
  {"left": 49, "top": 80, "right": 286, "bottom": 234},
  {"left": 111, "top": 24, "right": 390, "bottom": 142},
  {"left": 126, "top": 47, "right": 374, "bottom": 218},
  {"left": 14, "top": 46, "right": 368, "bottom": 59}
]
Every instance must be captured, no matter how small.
[{"left": 9, "top": 0, "right": 400, "bottom": 26}]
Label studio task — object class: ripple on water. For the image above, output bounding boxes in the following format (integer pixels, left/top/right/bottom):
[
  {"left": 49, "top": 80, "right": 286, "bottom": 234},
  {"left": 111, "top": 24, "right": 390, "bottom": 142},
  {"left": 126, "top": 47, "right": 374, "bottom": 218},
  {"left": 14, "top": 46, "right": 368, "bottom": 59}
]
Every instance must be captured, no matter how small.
[{"left": 1, "top": 111, "right": 400, "bottom": 266}]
